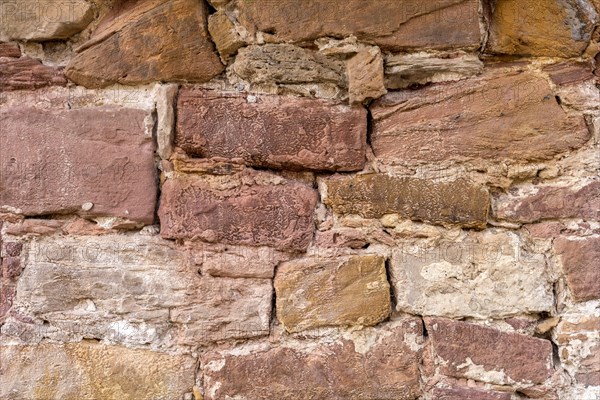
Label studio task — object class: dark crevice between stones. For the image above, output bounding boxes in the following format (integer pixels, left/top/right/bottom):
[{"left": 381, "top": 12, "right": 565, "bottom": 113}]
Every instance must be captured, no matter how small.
[
  {"left": 365, "top": 104, "right": 374, "bottom": 156},
  {"left": 269, "top": 264, "right": 280, "bottom": 328},
  {"left": 205, "top": 0, "right": 218, "bottom": 15},
  {"left": 551, "top": 340, "right": 562, "bottom": 368},
  {"left": 384, "top": 258, "right": 397, "bottom": 311}
]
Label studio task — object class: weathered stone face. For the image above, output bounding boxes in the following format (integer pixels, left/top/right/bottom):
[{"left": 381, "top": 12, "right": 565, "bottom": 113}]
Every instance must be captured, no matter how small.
[
  {"left": 208, "top": 11, "right": 245, "bottom": 62},
  {"left": 391, "top": 231, "right": 554, "bottom": 318},
  {"left": 176, "top": 88, "right": 367, "bottom": 171},
  {"left": 0, "top": 57, "right": 67, "bottom": 91},
  {"left": 275, "top": 254, "right": 390, "bottom": 332},
  {"left": 0, "top": 106, "right": 157, "bottom": 224},
  {"left": 202, "top": 317, "right": 423, "bottom": 400},
  {"left": 0, "top": 42, "right": 21, "bottom": 58},
  {"left": 426, "top": 317, "right": 554, "bottom": 385},
  {"left": 0, "top": 342, "right": 196, "bottom": 400},
  {"left": 234, "top": 0, "right": 481, "bottom": 51},
  {"left": 493, "top": 181, "right": 600, "bottom": 223},
  {"left": 384, "top": 51, "right": 484, "bottom": 89},
  {"left": 232, "top": 44, "right": 346, "bottom": 87},
  {"left": 486, "top": 0, "right": 598, "bottom": 57},
  {"left": 194, "top": 244, "right": 290, "bottom": 279},
  {"left": 371, "top": 70, "right": 590, "bottom": 164},
  {"left": 346, "top": 47, "right": 386, "bottom": 104},
  {"left": 555, "top": 312, "right": 600, "bottom": 387},
  {"left": 323, "top": 174, "right": 489, "bottom": 228},
  {"left": 0, "top": 0, "right": 94, "bottom": 41},
  {"left": 11, "top": 235, "right": 272, "bottom": 346},
  {"left": 159, "top": 172, "right": 318, "bottom": 252},
  {"left": 66, "top": 0, "right": 224, "bottom": 88},
  {"left": 554, "top": 236, "right": 600, "bottom": 302},
  {"left": 431, "top": 384, "right": 513, "bottom": 400}
]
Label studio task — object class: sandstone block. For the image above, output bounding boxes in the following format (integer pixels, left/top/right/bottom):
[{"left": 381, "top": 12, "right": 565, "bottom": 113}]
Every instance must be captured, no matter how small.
[
  {"left": 232, "top": 44, "right": 345, "bottom": 88},
  {"left": 208, "top": 11, "right": 245, "bottom": 62},
  {"left": 0, "top": 42, "right": 20, "bottom": 58},
  {"left": 0, "top": 342, "right": 195, "bottom": 399},
  {"left": 555, "top": 313, "right": 600, "bottom": 387},
  {"left": 347, "top": 47, "right": 386, "bottom": 103},
  {"left": 194, "top": 244, "right": 290, "bottom": 279},
  {"left": 323, "top": 174, "right": 489, "bottom": 228},
  {"left": 0, "top": 56, "right": 67, "bottom": 91},
  {"left": 371, "top": 70, "right": 590, "bottom": 164},
  {"left": 203, "top": 317, "right": 423, "bottom": 400},
  {"left": 66, "top": 0, "right": 223, "bottom": 88},
  {"left": 391, "top": 231, "right": 554, "bottom": 318},
  {"left": 274, "top": 254, "right": 390, "bottom": 332},
  {"left": 493, "top": 181, "right": 600, "bottom": 223},
  {"left": 12, "top": 235, "right": 272, "bottom": 345},
  {"left": 487, "top": 0, "right": 598, "bottom": 57},
  {"left": 234, "top": 0, "right": 481, "bottom": 51},
  {"left": 426, "top": 317, "right": 554, "bottom": 385},
  {"left": 384, "top": 51, "right": 483, "bottom": 89},
  {"left": 159, "top": 172, "right": 317, "bottom": 252},
  {"left": 554, "top": 236, "right": 600, "bottom": 302},
  {"left": 176, "top": 88, "right": 367, "bottom": 171},
  {"left": 0, "top": 0, "right": 94, "bottom": 41},
  {"left": 431, "top": 384, "right": 512, "bottom": 400},
  {"left": 0, "top": 106, "right": 157, "bottom": 224}
]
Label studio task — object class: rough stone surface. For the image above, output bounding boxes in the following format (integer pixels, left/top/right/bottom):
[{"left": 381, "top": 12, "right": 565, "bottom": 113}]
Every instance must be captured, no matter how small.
[
  {"left": 159, "top": 172, "right": 318, "bottom": 252},
  {"left": 0, "top": 0, "right": 94, "bottom": 41},
  {"left": 176, "top": 88, "right": 367, "bottom": 171},
  {"left": 203, "top": 317, "right": 423, "bottom": 400},
  {"left": 0, "top": 56, "right": 67, "bottom": 91},
  {"left": 234, "top": 0, "right": 481, "bottom": 51},
  {"left": 208, "top": 11, "right": 245, "bottom": 62},
  {"left": 487, "top": 0, "right": 598, "bottom": 57},
  {"left": 10, "top": 235, "right": 272, "bottom": 346},
  {"left": 0, "top": 342, "right": 195, "bottom": 400},
  {"left": 391, "top": 230, "right": 554, "bottom": 318},
  {"left": 0, "top": 106, "right": 157, "bottom": 224},
  {"left": 156, "top": 83, "right": 178, "bottom": 160},
  {"left": 555, "top": 312, "right": 600, "bottom": 387},
  {"left": 384, "top": 51, "right": 483, "bottom": 89},
  {"left": 347, "top": 47, "right": 386, "bottom": 103},
  {"left": 323, "top": 174, "right": 489, "bottom": 228},
  {"left": 194, "top": 244, "right": 290, "bottom": 279},
  {"left": 426, "top": 317, "right": 554, "bottom": 385},
  {"left": 274, "top": 254, "right": 390, "bottom": 332},
  {"left": 493, "top": 181, "right": 600, "bottom": 223},
  {"left": 232, "top": 44, "right": 345, "bottom": 88},
  {"left": 431, "top": 385, "right": 512, "bottom": 400},
  {"left": 0, "top": 42, "right": 20, "bottom": 58},
  {"left": 66, "top": 0, "right": 224, "bottom": 88},
  {"left": 544, "top": 62, "right": 596, "bottom": 86},
  {"left": 371, "top": 70, "right": 590, "bottom": 164},
  {"left": 554, "top": 236, "right": 600, "bottom": 302}
]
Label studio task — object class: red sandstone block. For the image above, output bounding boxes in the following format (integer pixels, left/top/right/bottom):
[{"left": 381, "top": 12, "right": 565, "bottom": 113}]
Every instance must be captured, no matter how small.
[
  {"left": 159, "top": 173, "right": 318, "bottom": 252},
  {"left": 0, "top": 43, "right": 21, "bottom": 58},
  {"left": 494, "top": 181, "right": 600, "bottom": 223},
  {"left": 0, "top": 57, "right": 66, "bottom": 91},
  {"left": 370, "top": 69, "right": 590, "bottom": 164},
  {"left": 202, "top": 317, "right": 423, "bottom": 399},
  {"left": 176, "top": 89, "right": 367, "bottom": 171},
  {"left": 432, "top": 385, "right": 512, "bottom": 400},
  {"left": 426, "top": 317, "right": 554, "bottom": 385},
  {"left": 0, "top": 106, "right": 157, "bottom": 224}
]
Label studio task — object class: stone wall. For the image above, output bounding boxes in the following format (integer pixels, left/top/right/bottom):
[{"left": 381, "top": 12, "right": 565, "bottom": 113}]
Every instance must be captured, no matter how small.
[{"left": 0, "top": 0, "right": 599, "bottom": 399}]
